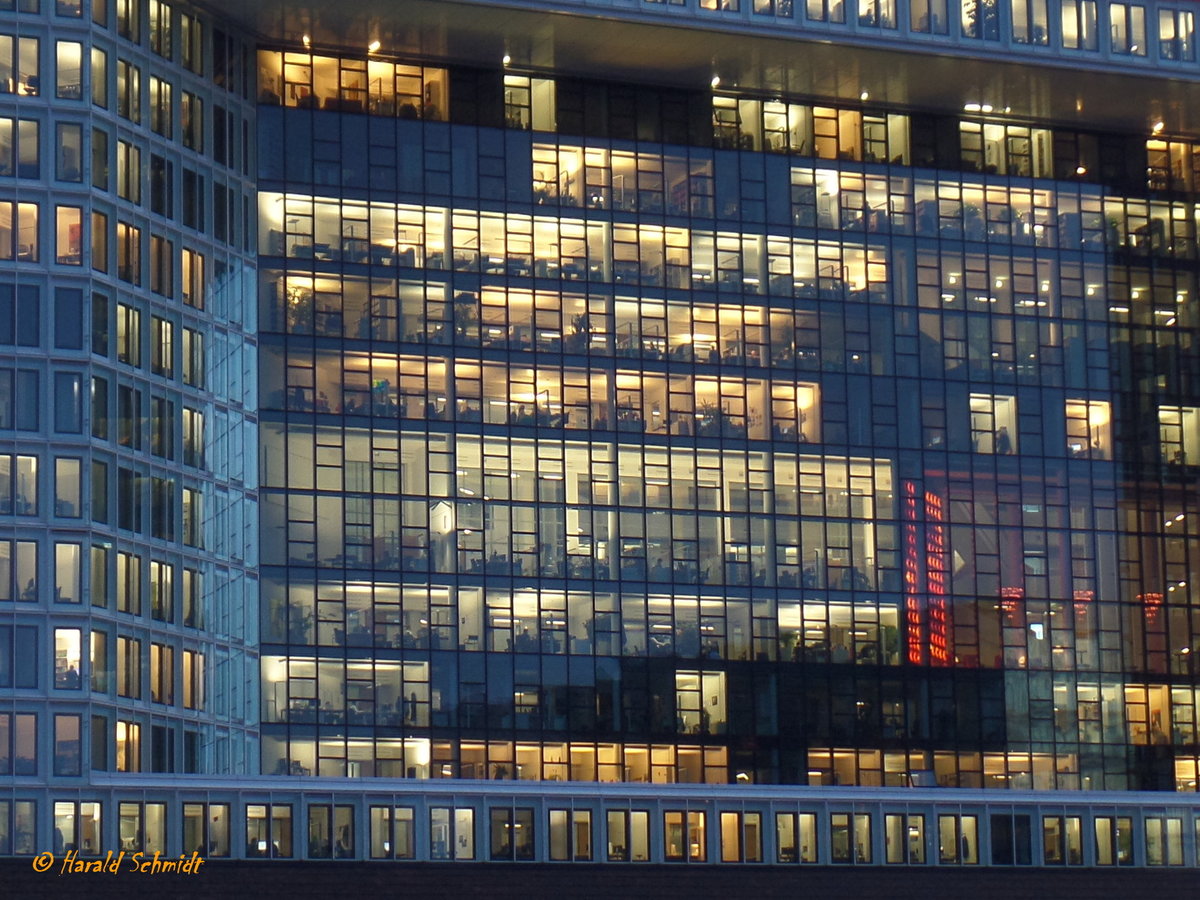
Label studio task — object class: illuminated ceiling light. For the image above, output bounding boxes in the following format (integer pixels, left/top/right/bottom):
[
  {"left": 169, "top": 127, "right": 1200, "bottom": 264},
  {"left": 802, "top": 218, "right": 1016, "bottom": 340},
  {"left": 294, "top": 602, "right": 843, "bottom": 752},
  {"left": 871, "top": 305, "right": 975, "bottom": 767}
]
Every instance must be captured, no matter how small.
[
  {"left": 711, "top": 74, "right": 721, "bottom": 88},
  {"left": 1075, "top": 165, "right": 1087, "bottom": 175},
  {"left": 503, "top": 54, "right": 512, "bottom": 66},
  {"left": 859, "top": 90, "right": 869, "bottom": 101},
  {"left": 301, "top": 33, "right": 311, "bottom": 47},
  {"left": 1153, "top": 120, "right": 1165, "bottom": 134},
  {"left": 981, "top": 104, "right": 994, "bottom": 113},
  {"left": 367, "top": 39, "right": 381, "bottom": 53}
]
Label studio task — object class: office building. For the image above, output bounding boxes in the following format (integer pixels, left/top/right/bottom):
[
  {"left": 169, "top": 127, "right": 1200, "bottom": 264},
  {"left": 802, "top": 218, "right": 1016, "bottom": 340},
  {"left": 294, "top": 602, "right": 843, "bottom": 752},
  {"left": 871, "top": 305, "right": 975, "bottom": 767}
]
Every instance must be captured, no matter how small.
[{"left": 4, "top": 0, "right": 1200, "bottom": 872}]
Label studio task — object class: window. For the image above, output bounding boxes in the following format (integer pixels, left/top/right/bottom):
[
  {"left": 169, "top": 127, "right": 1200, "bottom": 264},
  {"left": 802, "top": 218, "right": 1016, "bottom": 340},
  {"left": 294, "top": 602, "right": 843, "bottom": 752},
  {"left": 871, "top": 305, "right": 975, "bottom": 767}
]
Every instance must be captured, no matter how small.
[
  {"left": 182, "top": 649, "right": 203, "bottom": 708},
  {"left": 90, "top": 375, "right": 109, "bottom": 439},
  {"left": 181, "top": 90, "right": 202, "bottom": 150},
  {"left": 489, "top": 807, "right": 534, "bottom": 860},
  {"left": 116, "top": 302, "right": 140, "bottom": 365},
  {"left": 911, "top": 0, "right": 948, "bottom": 31},
  {"left": 54, "top": 372, "right": 81, "bottom": 432},
  {"left": 548, "top": 809, "right": 592, "bottom": 861},
  {"left": 1065, "top": 399, "right": 1111, "bottom": 458},
  {"left": 719, "top": 811, "right": 762, "bottom": 862},
  {"left": 307, "top": 805, "right": 354, "bottom": 858},
  {"left": 115, "top": 719, "right": 140, "bottom": 772},
  {"left": 183, "top": 803, "right": 230, "bottom": 856},
  {"left": 664, "top": 811, "right": 706, "bottom": 861},
  {"left": 91, "top": 210, "right": 108, "bottom": 272},
  {"left": 150, "top": 316, "right": 174, "bottom": 376},
  {"left": 53, "top": 287, "right": 83, "bottom": 349},
  {"left": 429, "top": 807, "right": 474, "bottom": 860},
  {"left": 117, "top": 636, "right": 141, "bottom": 700},
  {"left": 90, "top": 629, "right": 107, "bottom": 691},
  {"left": 53, "top": 802, "right": 101, "bottom": 855},
  {"left": 53, "top": 714, "right": 81, "bottom": 775},
  {"left": 116, "top": 140, "right": 143, "bottom": 198},
  {"left": 0, "top": 117, "right": 38, "bottom": 178},
  {"left": 150, "top": 474, "right": 173, "bottom": 540},
  {"left": 1042, "top": 815, "right": 1083, "bottom": 864},
  {"left": 55, "top": 206, "right": 82, "bottom": 264},
  {"left": 150, "top": 154, "right": 173, "bottom": 217},
  {"left": 970, "top": 394, "right": 1017, "bottom": 454},
  {"left": 90, "top": 544, "right": 108, "bottom": 608},
  {"left": 115, "top": 59, "right": 140, "bottom": 122},
  {"left": 149, "top": 75, "right": 171, "bottom": 136},
  {"left": 675, "top": 670, "right": 726, "bottom": 735},
  {"left": 181, "top": 248, "right": 204, "bottom": 307},
  {"left": 55, "top": 41, "right": 82, "bottom": 99},
  {"left": 182, "top": 327, "right": 203, "bottom": 386},
  {"left": 1065, "top": 0, "right": 1099, "bottom": 47},
  {"left": 91, "top": 46, "right": 107, "bottom": 106},
  {"left": 116, "top": 551, "right": 140, "bottom": 614},
  {"left": 149, "top": 0, "right": 171, "bottom": 58},
  {"left": 775, "top": 812, "right": 818, "bottom": 863},
  {"left": 91, "top": 127, "right": 108, "bottom": 189},
  {"left": 0, "top": 201, "right": 39, "bottom": 262},
  {"left": 151, "top": 398, "right": 174, "bottom": 460},
  {"left": 1161, "top": 9, "right": 1195, "bottom": 60},
  {"left": 831, "top": 812, "right": 872, "bottom": 863},
  {"left": 181, "top": 167, "right": 203, "bottom": 230},
  {"left": 116, "top": 221, "right": 141, "bottom": 284},
  {"left": 1094, "top": 816, "right": 1134, "bottom": 865},
  {"left": 148, "top": 559, "right": 172, "bottom": 622},
  {"left": 116, "top": 0, "right": 139, "bottom": 42},
  {"left": 990, "top": 813, "right": 1033, "bottom": 865},
  {"left": 150, "top": 642, "right": 173, "bottom": 703},
  {"left": 1144, "top": 817, "right": 1183, "bottom": 866},
  {"left": 54, "top": 627, "right": 82, "bottom": 688},
  {"left": 180, "top": 13, "right": 201, "bottom": 73},
  {"left": 961, "top": 0, "right": 999, "bottom": 38},
  {"left": 246, "top": 804, "right": 293, "bottom": 858},
  {"left": 182, "top": 567, "right": 202, "bottom": 627},
  {"left": 858, "top": 0, "right": 896, "bottom": 28},
  {"left": 1011, "top": 0, "right": 1048, "bottom": 43},
  {"left": 183, "top": 407, "right": 204, "bottom": 467},
  {"left": 7, "top": 713, "right": 37, "bottom": 774},
  {"left": 54, "top": 543, "right": 80, "bottom": 602},
  {"left": 150, "top": 235, "right": 172, "bottom": 295},
  {"left": 0, "top": 369, "right": 38, "bottom": 430},
  {"left": 0, "top": 453, "right": 38, "bottom": 514},
  {"left": 55, "top": 122, "right": 82, "bottom": 181},
  {"left": 55, "top": 458, "right": 81, "bottom": 517},
  {"left": 805, "top": 0, "right": 844, "bottom": 22},
  {"left": 119, "top": 802, "right": 167, "bottom": 854},
  {"left": 884, "top": 814, "right": 925, "bottom": 863},
  {"left": 369, "top": 806, "right": 415, "bottom": 859},
  {"left": 1160, "top": 406, "right": 1200, "bottom": 466},
  {"left": 0, "top": 35, "right": 39, "bottom": 96},
  {"left": 0, "top": 283, "right": 38, "bottom": 346},
  {"left": 1110, "top": 3, "right": 1147, "bottom": 55},
  {"left": 91, "top": 459, "right": 108, "bottom": 523},
  {"left": 182, "top": 487, "right": 202, "bottom": 547}
]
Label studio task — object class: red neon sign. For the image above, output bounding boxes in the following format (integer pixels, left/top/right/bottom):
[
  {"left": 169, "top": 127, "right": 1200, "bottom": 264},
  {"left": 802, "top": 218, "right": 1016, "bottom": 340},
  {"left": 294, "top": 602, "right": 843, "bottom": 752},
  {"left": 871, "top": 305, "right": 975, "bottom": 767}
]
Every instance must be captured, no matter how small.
[
  {"left": 902, "top": 480, "right": 924, "bottom": 665},
  {"left": 902, "top": 480, "right": 954, "bottom": 666},
  {"left": 924, "top": 490, "right": 951, "bottom": 666}
]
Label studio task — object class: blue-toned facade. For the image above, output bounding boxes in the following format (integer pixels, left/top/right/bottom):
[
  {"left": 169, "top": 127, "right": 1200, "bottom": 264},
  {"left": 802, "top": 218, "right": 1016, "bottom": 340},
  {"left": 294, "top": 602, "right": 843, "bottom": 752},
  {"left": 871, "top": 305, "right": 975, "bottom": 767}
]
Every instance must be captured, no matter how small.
[{"left": 4, "top": 0, "right": 1200, "bottom": 872}]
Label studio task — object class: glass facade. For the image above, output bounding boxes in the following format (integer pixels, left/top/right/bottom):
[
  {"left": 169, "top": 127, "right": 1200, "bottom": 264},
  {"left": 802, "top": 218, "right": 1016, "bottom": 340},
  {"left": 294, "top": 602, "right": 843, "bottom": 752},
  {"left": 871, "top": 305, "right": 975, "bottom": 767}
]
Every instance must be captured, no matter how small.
[
  {"left": 5, "top": 0, "right": 1200, "bottom": 870},
  {"left": 252, "top": 47, "right": 1200, "bottom": 797}
]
